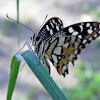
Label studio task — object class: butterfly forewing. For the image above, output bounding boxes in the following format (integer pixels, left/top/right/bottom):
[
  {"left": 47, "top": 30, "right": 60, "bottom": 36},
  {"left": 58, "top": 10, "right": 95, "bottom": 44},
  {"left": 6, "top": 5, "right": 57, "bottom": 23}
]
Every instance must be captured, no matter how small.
[
  {"left": 33, "top": 17, "right": 100, "bottom": 77},
  {"left": 38, "top": 17, "right": 63, "bottom": 40}
]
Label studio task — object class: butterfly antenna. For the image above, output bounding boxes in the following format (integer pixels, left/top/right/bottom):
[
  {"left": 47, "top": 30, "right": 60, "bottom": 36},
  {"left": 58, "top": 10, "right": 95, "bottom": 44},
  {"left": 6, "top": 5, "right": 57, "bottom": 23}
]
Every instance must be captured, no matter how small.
[
  {"left": 6, "top": 14, "right": 35, "bottom": 34},
  {"left": 36, "top": 14, "right": 48, "bottom": 34}
]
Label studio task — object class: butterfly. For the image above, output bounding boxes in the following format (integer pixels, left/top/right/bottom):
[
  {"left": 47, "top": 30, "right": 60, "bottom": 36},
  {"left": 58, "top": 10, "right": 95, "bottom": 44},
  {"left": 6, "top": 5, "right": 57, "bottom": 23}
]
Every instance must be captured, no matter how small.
[{"left": 31, "top": 17, "right": 100, "bottom": 77}]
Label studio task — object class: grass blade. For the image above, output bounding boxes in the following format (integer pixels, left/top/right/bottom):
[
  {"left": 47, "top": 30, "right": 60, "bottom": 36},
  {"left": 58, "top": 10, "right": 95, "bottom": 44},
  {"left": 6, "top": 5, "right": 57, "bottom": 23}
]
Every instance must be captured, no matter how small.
[
  {"left": 17, "top": 0, "right": 20, "bottom": 49},
  {"left": 6, "top": 55, "right": 21, "bottom": 100},
  {"left": 20, "top": 50, "right": 68, "bottom": 100}
]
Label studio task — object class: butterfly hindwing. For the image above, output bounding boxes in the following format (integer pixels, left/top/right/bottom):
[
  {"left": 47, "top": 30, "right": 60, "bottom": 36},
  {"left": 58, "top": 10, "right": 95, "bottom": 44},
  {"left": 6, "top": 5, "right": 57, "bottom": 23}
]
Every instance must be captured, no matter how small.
[
  {"left": 44, "top": 35, "right": 81, "bottom": 76},
  {"left": 43, "top": 22, "right": 100, "bottom": 77}
]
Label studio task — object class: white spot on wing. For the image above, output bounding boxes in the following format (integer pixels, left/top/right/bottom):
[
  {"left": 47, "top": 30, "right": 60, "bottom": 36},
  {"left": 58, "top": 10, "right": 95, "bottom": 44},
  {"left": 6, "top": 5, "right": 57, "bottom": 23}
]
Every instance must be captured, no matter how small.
[
  {"left": 56, "top": 26, "right": 60, "bottom": 31},
  {"left": 68, "top": 27, "right": 74, "bottom": 33},
  {"left": 62, "top": 65, "right": 67, "bottom": 74},
  {"left": 83, "top": 39, "right": 87, "bottom": 44},
  {"left": 50, "top": 22, "right": 54, "bottom": 28},
  {"left": 72, "top": 31, "right": 78, "bottom": 35},
  {"left": 86, "top": 23, "right": 90, "bottom": 27},
  {"left": 52, "top": 54, "right": 58, "bottom": 63},
  {"left": 79, "top": 25, "right": 83, "bottom": 32},
  {"left": 46, "top": 25, "right": 50, "bottom": 31},
  {"left": 53, "top": 47, "right": 61, "bottom": 55},
  {"left": 74, "top": 50, "right": 78, "bottom": 54},
  {"left": 94, "top": 28, "right": 96, "bottom": 30},
  {"left": 88, "top": 29, "right": 93, "bottom": 34},
  {"left": 58, "top": 19, "right": 62, "bottom": 24},
  {"left": 52, "top": 19, "right": 55, "bottom": 23},
  {"left": 58, "top": 56, "right": 61, "bottom": 59},
  {"left": 69, "top": 55, "right": 74, "bottom": 61},
  {"left": 78, "top": 35, "right": 82, "bottom": 39},
  {"left": 94, "top": 34, "right": 97, "bottom": 37},
  {"left": 89, "top": 37, "right": 92, "bottom": 41},
  {"left": 50, "top": 29, "right": 53, "bottom": 35}
]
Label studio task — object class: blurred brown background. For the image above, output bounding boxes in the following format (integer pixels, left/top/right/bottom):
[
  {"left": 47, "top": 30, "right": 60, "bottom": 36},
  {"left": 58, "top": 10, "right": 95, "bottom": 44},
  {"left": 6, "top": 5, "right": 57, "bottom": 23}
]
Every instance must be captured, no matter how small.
[{"left": 0, "top": 0, "right": 100, "bottom": 100}]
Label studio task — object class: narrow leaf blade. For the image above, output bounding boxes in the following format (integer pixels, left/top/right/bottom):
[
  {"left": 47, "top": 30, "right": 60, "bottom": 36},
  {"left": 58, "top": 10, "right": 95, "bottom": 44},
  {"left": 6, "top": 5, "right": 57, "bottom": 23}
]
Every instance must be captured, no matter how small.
[
  {"left": 7, "top": 55, "right": 21, "bottom": 100},
  {"left": 20, "top": 50, "right": 68, "bottom": 100}
]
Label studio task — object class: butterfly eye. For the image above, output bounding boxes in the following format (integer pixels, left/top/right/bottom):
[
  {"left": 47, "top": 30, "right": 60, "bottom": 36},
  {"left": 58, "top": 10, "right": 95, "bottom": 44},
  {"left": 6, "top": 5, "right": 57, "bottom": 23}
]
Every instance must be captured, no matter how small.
[{"left": 36, "top": 35, "right": 40, "bottom": 41}]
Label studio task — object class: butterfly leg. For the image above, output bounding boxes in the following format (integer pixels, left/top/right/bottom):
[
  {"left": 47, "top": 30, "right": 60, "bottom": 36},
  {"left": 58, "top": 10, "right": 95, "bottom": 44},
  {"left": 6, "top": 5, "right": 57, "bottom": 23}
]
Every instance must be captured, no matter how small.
[
  {"left": 16, "top": 41, "right": 33, "bottom": 55},
  {"left": 14, "top": 41, "right": 34, "bottom": 77}
]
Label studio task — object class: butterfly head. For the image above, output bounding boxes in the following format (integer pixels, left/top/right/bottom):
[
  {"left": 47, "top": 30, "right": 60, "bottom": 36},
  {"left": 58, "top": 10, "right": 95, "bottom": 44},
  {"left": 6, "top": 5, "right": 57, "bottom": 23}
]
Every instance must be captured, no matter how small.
[{"left": 31, "top": 34, "right": 42, "bottom": 46}]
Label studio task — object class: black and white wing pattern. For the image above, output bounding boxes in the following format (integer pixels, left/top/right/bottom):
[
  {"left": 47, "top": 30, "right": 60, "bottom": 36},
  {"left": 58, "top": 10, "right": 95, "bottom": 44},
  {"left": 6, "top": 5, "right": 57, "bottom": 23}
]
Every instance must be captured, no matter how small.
[
  {"left": 32, "top": 17, "right": 100, "bottom": 77},
  {"left": 38, "top": 17, "right": 63, "bottom": 40},
  {"left": 34, "top": 17, "right": 63, "bottom": 73}
]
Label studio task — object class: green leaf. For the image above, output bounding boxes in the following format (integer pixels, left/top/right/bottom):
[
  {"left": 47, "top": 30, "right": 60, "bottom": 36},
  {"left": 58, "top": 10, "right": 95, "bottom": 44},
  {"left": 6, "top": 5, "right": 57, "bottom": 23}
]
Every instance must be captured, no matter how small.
[
  {"left": 7, "top": 55, "right": 21, "bottom": 100},
  {"left": 20, "top": 50, "right": 68, "bottom": 100}
]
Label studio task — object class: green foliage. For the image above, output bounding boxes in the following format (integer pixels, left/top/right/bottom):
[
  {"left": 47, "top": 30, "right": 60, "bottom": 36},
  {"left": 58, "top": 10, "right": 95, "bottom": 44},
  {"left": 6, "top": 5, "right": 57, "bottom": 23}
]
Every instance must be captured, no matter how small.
[{"left": 62, "top": 61, "right": 100, "bottom": 100}]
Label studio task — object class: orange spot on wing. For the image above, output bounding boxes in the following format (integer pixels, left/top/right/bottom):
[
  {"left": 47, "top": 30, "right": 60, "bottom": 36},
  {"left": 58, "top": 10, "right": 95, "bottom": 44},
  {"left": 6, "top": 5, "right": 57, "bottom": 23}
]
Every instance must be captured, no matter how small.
[
  {"left": 58, "top": 55, "right": 69, "bottom": 69},
  {"left": 58, "top": 68, "right": 62, "bottom": 75}
]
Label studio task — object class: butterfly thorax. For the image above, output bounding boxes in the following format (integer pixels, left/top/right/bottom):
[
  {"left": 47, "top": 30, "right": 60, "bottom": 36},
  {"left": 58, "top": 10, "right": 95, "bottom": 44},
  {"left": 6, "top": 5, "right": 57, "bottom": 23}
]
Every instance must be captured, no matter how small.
[{"left": 31, "top": 34, "right": 44, "bottom": 59}]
